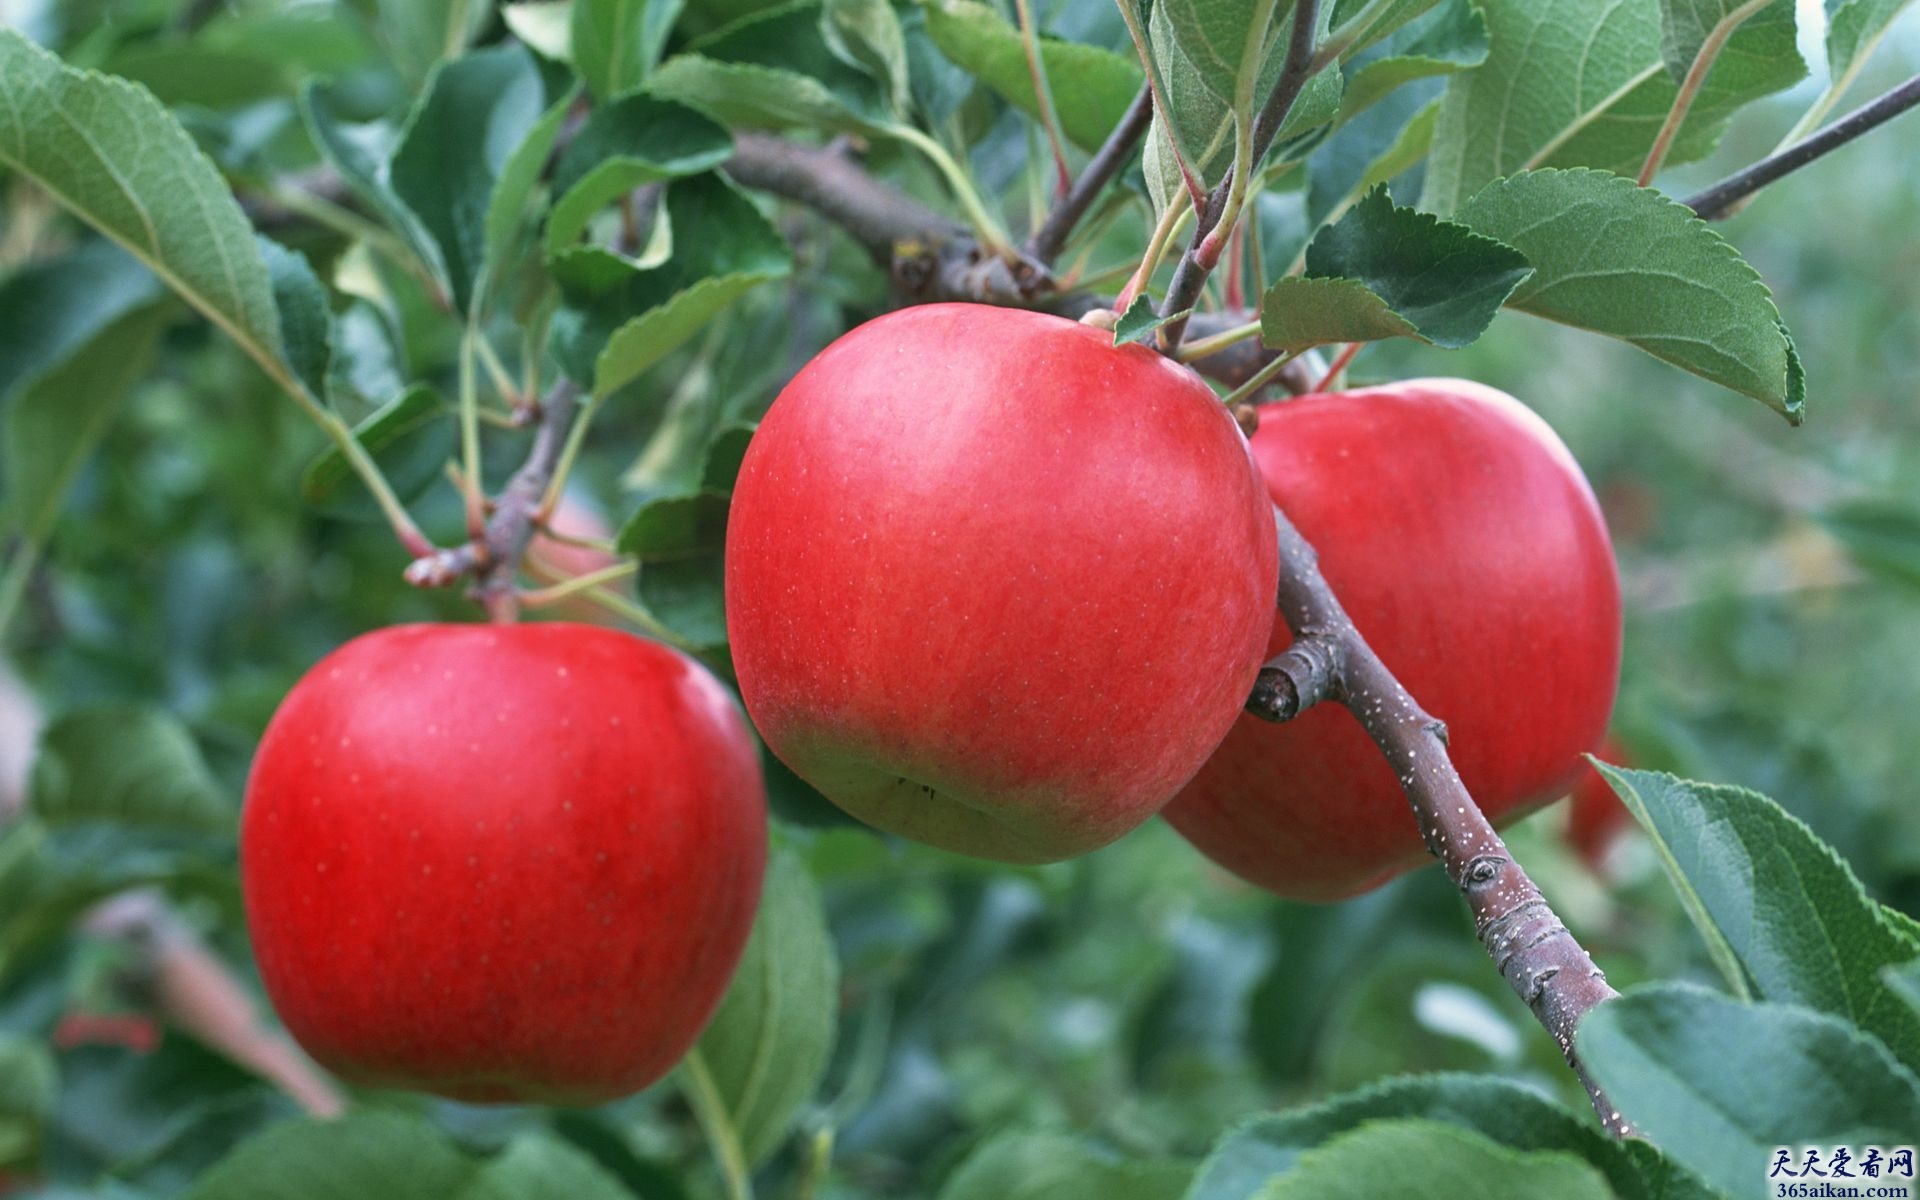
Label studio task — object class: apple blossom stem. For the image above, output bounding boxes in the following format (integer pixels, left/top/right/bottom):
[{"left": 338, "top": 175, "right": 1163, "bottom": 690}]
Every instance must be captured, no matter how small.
[
  {"left": 1683, "top": 72, "right": 1920, "bottom": 219},
  {"left": 1247, "top": 503, "right": 1635, "bottom": 1138},
  {"left": 1026, "top": 87, "right": 1154, "bottom": 266}
]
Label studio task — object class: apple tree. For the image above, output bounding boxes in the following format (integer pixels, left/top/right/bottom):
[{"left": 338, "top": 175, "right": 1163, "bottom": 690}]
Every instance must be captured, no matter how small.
[{"left": 2, "top": 0, "right": 1919, "bottom": 1196}]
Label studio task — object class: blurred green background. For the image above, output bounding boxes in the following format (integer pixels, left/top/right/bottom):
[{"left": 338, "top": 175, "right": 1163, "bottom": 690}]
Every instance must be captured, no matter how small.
[{"left": 2, "top": 0, "right": 1918, "bottom": 1195}]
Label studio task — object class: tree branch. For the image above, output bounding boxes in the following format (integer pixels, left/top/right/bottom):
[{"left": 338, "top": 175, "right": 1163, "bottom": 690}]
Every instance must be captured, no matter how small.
[
  {"left": 1249, "top": 504, "right": 1634, "bottom": 1137},
  {"left": 404, "top": 377, "right": 584, "bottom": 619},
  {"left": 1157, "top": 0, "right": 1322, "bottom": 353},
  {"left": 1684, "top": 73, "right": 1920, "bottom": 219},
  {"left": 1026, "top": 87, "right": 1154, "bottom": 266}
]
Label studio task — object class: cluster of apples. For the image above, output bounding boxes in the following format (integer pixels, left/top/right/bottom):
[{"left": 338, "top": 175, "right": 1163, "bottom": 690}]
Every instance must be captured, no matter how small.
[{"left": 241, "top": 303, "right": 1620, "bottom": 1105}]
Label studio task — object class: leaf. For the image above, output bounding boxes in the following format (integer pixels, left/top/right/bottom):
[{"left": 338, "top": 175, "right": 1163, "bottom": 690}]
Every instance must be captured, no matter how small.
[
  {"left": 1186, "top": 1072, "right": 1709, "bottom": 1200},
  {"left": 1826, "top": 0, "right": 1918, "bottom": 85},
  {"left": 1422, "top": 0, "right": 1805, "bottom": 215},
  {"left": 257, "top": 239, "right": 334, "bottom": 406},
  {"left": 300, "top": 384, "right": 453, "bottom": 511},
  {"left": 0, "top": 240, "right": 163, "bottom": 404},
  {"left": 2, "top": 306, "right": 166, "bottom": 545},
  {"left": 637, "top": 553, "right": 731, "bottom": 654},
  {"left": 186, "top": 1113, "right": 480, "bottom": 1200},
  {"left": 1259, "top": 186, "right": 1531, "bottom": 352},
  {"left": 923, "top": 0, "right": 1146, "bottom": 150},
  {"left": 650, "top": 2, "right": 893, "bottom": 134},
  {"left": 30, "top": 708, "right": 232, "bottom": 833},
  {"left": 1337, "top": 0, "right": 1487, "bottom": 119},
  {"left": 1157, "top": 0, "right": 1283, "bottom": 105},
  {"left": 826, "top": 0, "right": 912, "bottom": 117},
  {"left": 0, "top": 1035, "right": 54, "bottom": 1167},
  {"left": 389, "top": 42, "right": 554, "bottom": 312},
  {"left": 505, "top": 2, "right": 578, "bottom": 62},
  {"left": 1251, "top": 1120, "right": 1615, "bottom": 1200},
  {"left": 1455, "top": 169, "right": 1804, "bottom": 422},
  {"left": 483, "top": 82, "right": 581, "bottom": 295},
  {"left": 1888, "top": 958, "right": 1920, "bottom": 1017},
  {"left": 472, "top": 1134, "right": 639, "bottom": 1200},
  {"left": 573, "top": 0, "right": 684, "bottom": 99},
  {"left": 553, "top": 173, "right": 792, "bottom": 399},
  {"left": 1660, "top": 0, "right": 1796, "bottom": 87},
  {"left": 372, "top": 0, "right": 491, "bottom": 83},
  {"left": 618, "top": 491, "right": 732, "bottom": 559},
  {"left": 1113, "top": 297, "right": 1191, "bottom": 346},
  {"left": 687, "top": 850, "right": 839, "bottom": 1165},
  {"left": 1308, "top": 84, "right": 1442, "bottom": 225},
  {"left": 546, "top": 93, "right": 735, "bottom": 256},
  {"left": 1818, "top": 501, "right": 1920, "bottom": 593},
  {"left": 941, "top": 1131, "right": 1191, "bottom": 1200},
  {"left": 299, "top": 82, "right": 448, "bottom": 290},
  {"left": 1578, "top": 984, "right": 1920, "bottom": 1198},
  {"left": 1594, "top": 765, "right": 1920, "bottom": 1073},
  {"left": 0, "top": 29, "right": 292, "bottom": 396}
]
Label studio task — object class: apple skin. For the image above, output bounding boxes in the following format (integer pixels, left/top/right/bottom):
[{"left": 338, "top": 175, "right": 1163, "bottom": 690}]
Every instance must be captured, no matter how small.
[
  {"left": 725, "top": 303, "right": 1279, "bottom": 862},
  {"left": 241, "top": 623, "right": 767, "bottom": 1105},
  {"left": 1163, "top": 379, "right": 1621, "bottom": 901}
]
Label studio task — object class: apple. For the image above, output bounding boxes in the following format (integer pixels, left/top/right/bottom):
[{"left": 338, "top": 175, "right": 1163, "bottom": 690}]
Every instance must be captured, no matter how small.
[
  {"left": 241, "top": 623, "right": 767, "bottom": 1104},
  {"left": 725, "top": 303, "right": 1278, "bottom": 862},
  {"left": 1163, "top": 379, "right": 1621, "bottom": 901}
]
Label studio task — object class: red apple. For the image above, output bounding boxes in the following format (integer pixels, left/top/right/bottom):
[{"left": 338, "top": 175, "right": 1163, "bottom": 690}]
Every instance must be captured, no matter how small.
[
  {"left": 1163, "top": 379, "right": 1621, "bottom": 901},
  {"left": 241, "top": 623, "right": 767, "bottom": 1104},
  {"left": 725, "top": 304, "right": 1278, "bottom": 862}
]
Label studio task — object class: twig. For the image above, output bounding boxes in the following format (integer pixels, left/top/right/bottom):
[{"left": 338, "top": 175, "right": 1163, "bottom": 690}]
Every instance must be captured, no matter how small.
[
  {"left": 1684, "top": 73, "right": 1920, "bottom": 218},
  {"left": 405, "top": 377, "right": 584, "bottom": 619},
  {"left": 1156, "top": 0, "right": 1321, "bottom": 353},
  {"left": 1026, "top": 87, "right": 1153, "bottom": 265},
  {"left": 1247, "top": 504, "right": 1634, "bottom": 1137}
]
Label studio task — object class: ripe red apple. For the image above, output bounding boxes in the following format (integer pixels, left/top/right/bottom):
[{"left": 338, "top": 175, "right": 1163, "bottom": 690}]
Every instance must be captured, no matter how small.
[
  {"left": 725, "top": 303, "right": 1278, "bottom": 862},
  {"left": 241, "top": 623, "right": 767, "bottom": 1104},
  {"left": 1163, "top": 379, "right": 1621, "bottom": 901}
]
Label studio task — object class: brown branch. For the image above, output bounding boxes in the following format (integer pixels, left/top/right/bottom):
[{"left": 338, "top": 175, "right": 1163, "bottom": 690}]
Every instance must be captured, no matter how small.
[
  {"left": 1249, "top": 505, "right": 1634, "bottom": 1137},
  {"left": 404, "top": 377, "right": 584, "bottom": 619},
  {"left": 1684, "top": 73, "right": 1920, "bottom": 219},
  {"left": 1156, "top": 0, "right": 1322, "bottom": 353},
  {"left": 1026, "top": 87, "right": 1154, "bottom": 266}
]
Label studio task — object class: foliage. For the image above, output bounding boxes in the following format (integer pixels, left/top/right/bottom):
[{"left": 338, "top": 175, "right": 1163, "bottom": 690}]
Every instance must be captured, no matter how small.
[{"left": 1, "top": 0, "right": 1919, "bottom": 1196}]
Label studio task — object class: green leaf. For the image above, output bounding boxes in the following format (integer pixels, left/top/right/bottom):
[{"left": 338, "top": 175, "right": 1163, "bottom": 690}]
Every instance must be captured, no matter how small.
[
  {"left": 553, "top": 173, "right": 792, "bottom": 398},
  {"left": 257, "top": 239, "right": 334, "bottom": 406},
  {"left": 1888, "top": 958, "right": 1920, "bottom": 1017},
  {"left": 637, "top": 553, "right": 730, "bottom": 654},
  {"left": 1454, "top": 169, "right": 1804, "bottom": 421},
  {"left": 0, "top": 1035, "right": 54, "bottom": 1168},
  {"left": 573, "top": 0, "right": 684, "bottom": 99},
  {"left": 1337, "top": 0, "right": 1487, "bottom": 119},
  {"left": 1187, "top": 1072, "right": 1708, "bottom": 1200},
  {"left": 1259, "top": 186, "right": 1531, "bottom": 353},
  {"left": 826, "top": 0, "right": 912, "bottom": 116},
  {"left": 650, "top": 2, "right": 893, "bottom": 134},
  {"left": 0, "top": 29, "right": 295, "bottom": 398},
  {"left": 299, "top": 82, "right": 449, "bottom": 291},
  {"left": 1578, "top": 984, "right": 1920, "bottom": 1198},
  {"left": 1308, "top": 84, "right": 1442, "bottom": 224},
  {"left": 300, "top": 384, "right": 453, "bottom": 511},
  {"left": 472, "top": 1134, "right": 639, "bottom": 1200},
  {"left": 505, "top": 2, "right": 579, "bottom": 62},
  {"left": 1157, "top": 0, "right": 1284, "bottom": 106},
  {"left": 687, "top": 849, "right": 839, "bottom": 1165},
  {"left": 1660, "top": 0, "right": 1797, "bottom": 88},
  {"left": 1422, "top": 0, "right": 1805, "bottom": 215},
  {"left": 941, "top": 1131, "right": 1191, "bottom": 1200},
  {"left": 186, "top": 1113, "right": 481, "bottom": 1199},
  {"left": 1826, "top": 0, "right": 1917, "bottom": 85},
  {"left": 483, "top": 83, "right": 581, "bottom": 295},
  {"left": 0, "top": 241, "right": 162, "bottom": 406},
  {"left": 1113, "top": 297, "right": 1192, "bottom": 346},
  {"left": 618, "top": 491, "right": 732, "bottom": 559},
  {"left": 372, "top": 0, "right": 491, "bottom": 83},
  {"left": 546, "top": 93, "right": 735, "bottom": 256},
  {"left": 390, "top": 42, "right": 553, "bottom": 312},
  {"left": 1594, "top": 764, "right": 1920, "bottom": 1072},
  {"left": 1818, "top": 500, "right": 1920, "bottom": 593},
  {"left": 2, "top": 305, "right": 167, "bottom": 545},
  {"left": 30, "top": 708, "right": 231, "bottom": 833},
  {"left": 923, "top": 0, "right": 1146, "bottom": 150},
  {"left": 1250, "top": 1120, "right": 1614, "bottom": 1200}
]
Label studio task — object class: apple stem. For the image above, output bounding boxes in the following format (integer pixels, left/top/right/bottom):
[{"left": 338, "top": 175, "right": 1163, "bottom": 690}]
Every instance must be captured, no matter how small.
[{"left": 1247, "top": 503, "right": 1637, "bottom": 1139}]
